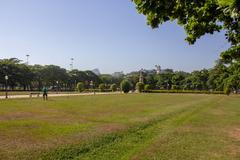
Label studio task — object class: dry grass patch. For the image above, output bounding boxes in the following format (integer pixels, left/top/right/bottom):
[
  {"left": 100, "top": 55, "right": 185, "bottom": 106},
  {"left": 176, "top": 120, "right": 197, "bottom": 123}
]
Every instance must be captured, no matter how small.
[
  {"left": 0, "top": 112, "right": 34, "bottom": 121},
  {"left": 229, "top": 127, "right": 240, "bottom": 141}
]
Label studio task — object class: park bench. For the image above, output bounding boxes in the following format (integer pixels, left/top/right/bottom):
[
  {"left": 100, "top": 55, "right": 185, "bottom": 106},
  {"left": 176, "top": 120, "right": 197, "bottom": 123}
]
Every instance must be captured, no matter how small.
[{"left": 29, "top": 92, "right": 41, "bottom": 98}]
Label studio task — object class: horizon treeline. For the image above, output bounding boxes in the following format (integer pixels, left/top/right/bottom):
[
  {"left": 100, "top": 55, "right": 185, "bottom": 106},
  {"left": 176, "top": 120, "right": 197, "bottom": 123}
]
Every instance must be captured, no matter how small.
[{"left": 0, "top": 58, "right": 239, "bottom": 93}]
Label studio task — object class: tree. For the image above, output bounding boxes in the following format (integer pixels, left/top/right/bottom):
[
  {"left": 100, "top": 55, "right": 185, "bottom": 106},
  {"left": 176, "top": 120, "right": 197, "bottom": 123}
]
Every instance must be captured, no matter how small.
[
  {"left": 77, "top": 82, "right": 85, "bottom": 92},
  {"left": 0, "top": 58, "right": 33, "bottom": 90},
  {"left": 136, "top": 82, "right": 144, "bottom": 93},
  {"left": 144, "top": 84, "right": 151, "bottom": 91},
  {"left": 31, "top": 65, "right": 45, "bottom": 90},
  {"left": 145, "top": 74, "right": 156, "bottom": 89},
  {"left": 120, "top": 80, "right": 132, "bottom": 93},
  {"left": 207, "top": 60, "right": 229, "bottom": 91},
  {"left": 224, "top": 62, "right": 240, "bottom": 93},
  {"left": 183, "top": 70, "right": 209, "bottom": 90},
  {"left": 156, "top": 71, "right": 173, "bottom": 90},
  {"left": 110, "top": 84, "right": 117, "bottom": 92},
  {"left": 99, "top": 83, "right": 105, "bottom": 92},
  {"left": 68, "top": 70, "right": 88, "bottom": 90},
  {"left": 0, "top": 58, "right": 104, "bottom": 92},
  {"left": 171, "top": 71, "right": 189, "bottom": 89},
  {"left": 18, "top": 64, "right": 34, "bottom": 90},
  {"left": 125, "top": 72, "right": 140, "bottom": 89},
  {"left": 133, "top": 0, "right": 240, "bottom": 62},
  {"left": 40, "top": 65, "right": 68, "bottom": 88},
  {"left": 100, "top": 74, "right": 113, "bottom": 84}
]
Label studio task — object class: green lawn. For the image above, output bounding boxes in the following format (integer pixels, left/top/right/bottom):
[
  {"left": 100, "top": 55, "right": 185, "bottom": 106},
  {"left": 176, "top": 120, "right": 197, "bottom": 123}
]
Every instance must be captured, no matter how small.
[{"left": 0, "top": 94, "right": 239, "bottom": 160}]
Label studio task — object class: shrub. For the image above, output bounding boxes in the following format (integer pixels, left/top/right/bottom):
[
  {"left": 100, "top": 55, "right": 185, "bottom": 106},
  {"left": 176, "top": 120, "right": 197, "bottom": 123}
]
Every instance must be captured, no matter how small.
[
  {"left": 99, "top": 83, "right": 105, "bottom": 92},
  {"left": 84, "top": 89, "right": 112, "bottom": 92},
  {"left": 135, "top": 82, "right": 144, "bottom": 93},
  {"left": 110, "top": 84, "right": 117, "bottom": 92},
  {"left": 224, "top": 85, "right": 231, "bottom": 95},
  {"left": 120, "top": 80, "right": 132, "bottom": 93},
  {"left": 77, "top": 82, "right": 85, "bottom": 92},
  {"left": 144, "top": 84, "right": 151, "bottom": 91},
  {"left": 146, "top": 90, "right": 224, "bottom": 94},
  {"left": 171, "top": 85, "right": 178, "bottom": 90}
]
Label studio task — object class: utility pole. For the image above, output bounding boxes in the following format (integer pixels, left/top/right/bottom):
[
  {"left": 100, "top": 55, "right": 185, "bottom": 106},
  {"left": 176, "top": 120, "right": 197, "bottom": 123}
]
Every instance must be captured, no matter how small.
[
  {"left": 70, "top": 58, "right": 74, "bottom": 70},
  {"left": 26, "top": 54, "right": 30, "bottom": 65}
]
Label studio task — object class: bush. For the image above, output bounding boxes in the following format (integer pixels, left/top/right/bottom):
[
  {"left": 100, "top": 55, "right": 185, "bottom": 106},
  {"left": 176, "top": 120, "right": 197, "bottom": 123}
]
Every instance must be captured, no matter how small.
[
  {"left": 120, "top": 80, "right": 132, "bottom": 93},
  {"left": 99, "top": 83, "right": 105, "bottom": 92},
  {"left": 135, "top": 82, "right": 144, "bottom": 93},
  {"left": 144, "top": 84, "right": 151, "bottom": 91},
  {"left": 110, "top": 84, "right": 117, "bottom": 92},
  {"left": 84, "top": 89, "right": 112, "bottom": 92},
  {"left": 145, "top": 90, "right": 224, "bottom": 94},
  {"left": 171, "top": 85, "right": 178, "bottom": 90},
  {"left": 77, "top": 82, "right": 85, "bottom": 92},
  {"left": 224, "top": 85, "right": 231, "bottom": 95}
]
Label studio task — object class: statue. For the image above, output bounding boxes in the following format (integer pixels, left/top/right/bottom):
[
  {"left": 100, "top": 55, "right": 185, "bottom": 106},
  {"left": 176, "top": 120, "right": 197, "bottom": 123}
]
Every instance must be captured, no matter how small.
[
  {"left": 155, "top": 65, "right": 161, "bottom": 75},
  {"left": 139, "top": 68, "right": 144, "bottom": 83}
]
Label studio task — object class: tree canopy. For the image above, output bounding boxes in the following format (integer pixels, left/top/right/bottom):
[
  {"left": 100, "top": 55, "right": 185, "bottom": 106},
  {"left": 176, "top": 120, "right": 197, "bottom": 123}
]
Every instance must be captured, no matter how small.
[
  {"left": 0, "top": 58, "right": 100, "bottom": 91},
  {"left": 133, "top": 0, "right": 240, "bottom": 62},
  {"left": 0, "top": 58, "right": 239, "bottom": 93}
]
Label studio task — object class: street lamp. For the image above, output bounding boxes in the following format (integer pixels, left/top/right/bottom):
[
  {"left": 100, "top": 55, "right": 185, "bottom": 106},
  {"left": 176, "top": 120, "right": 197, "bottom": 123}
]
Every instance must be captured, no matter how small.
[
  {"left": 26, "top": 54, "right": 30, "bottom": 65},
  {"left": 74, "top": 80, "right": 77, "bottom": 91},
  {"left": 5, "top": 75, "right": 8, "bottom": 99},
  {"left": 90, "top": 80, "right": 95, "bottom": 95},
  {"left": 139, "top": 69, "right": 144, "bottom": 83},
  {"left": 70, "top": 58, "right": 74, "bottom": 70},
  {"left": 56, "top": 81, "right": 59, "bottom": 94}
]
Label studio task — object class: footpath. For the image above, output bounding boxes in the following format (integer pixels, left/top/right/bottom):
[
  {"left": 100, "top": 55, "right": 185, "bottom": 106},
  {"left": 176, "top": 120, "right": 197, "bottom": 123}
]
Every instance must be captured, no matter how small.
[{"left": 0, "top": 92, "right": 121, "bottom": 100}]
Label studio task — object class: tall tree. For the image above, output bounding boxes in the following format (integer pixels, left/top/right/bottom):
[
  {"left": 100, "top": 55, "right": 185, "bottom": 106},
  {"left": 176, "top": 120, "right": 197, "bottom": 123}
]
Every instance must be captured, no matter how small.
[{"left": 133, "top": 0, "right": 240, "bottom": 62}]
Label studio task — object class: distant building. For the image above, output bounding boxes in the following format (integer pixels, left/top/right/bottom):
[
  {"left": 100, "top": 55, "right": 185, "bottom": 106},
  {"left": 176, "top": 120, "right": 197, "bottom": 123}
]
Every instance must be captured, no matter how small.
[
  {"left": 92, "top": 68, "right": 101, "bottom": 76},
  {"left": 112, "top": 71, "right": 124, "bottom": 77}
]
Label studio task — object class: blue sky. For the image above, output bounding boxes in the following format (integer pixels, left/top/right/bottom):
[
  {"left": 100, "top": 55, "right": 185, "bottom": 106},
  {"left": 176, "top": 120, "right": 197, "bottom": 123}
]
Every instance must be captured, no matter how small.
[{"left": 0, "top": 0, "right": 230, "bottom": 74}]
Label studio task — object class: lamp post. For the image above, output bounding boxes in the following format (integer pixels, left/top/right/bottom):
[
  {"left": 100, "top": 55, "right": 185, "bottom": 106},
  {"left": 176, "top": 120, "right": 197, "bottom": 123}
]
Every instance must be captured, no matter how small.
[
  {"left": 26, "top": 54, "right": 30, "bottom": 65},
  {"left": 139, "top": 68, "right": 144, "bottom": 83},
  {"left": 70, "top": 58, "right": 74, "bottom": 70},
  {"left": 74, "top": 80, "right": 77, "bottom": 91},
  {"left": 90, "top": 80, "right": 95, "bottom": 95},
  {"left": 56, "top": 81, "right": 59, "bottom": 94},
  {"left": 5, "top": 75, "right": 8, "bottom": 99}
]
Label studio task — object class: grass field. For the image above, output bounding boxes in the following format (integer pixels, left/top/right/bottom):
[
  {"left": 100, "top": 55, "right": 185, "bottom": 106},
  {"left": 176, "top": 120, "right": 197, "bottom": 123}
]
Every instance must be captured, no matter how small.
[{"left": 0, "top": 94, "right": 239, "bottom": 160}]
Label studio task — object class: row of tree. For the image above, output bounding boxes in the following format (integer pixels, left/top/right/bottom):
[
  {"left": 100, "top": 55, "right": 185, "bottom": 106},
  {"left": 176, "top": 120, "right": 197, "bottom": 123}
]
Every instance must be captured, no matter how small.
[
  {"left": 99, "top": 61, "right": 239, "bottom": 94},
  {"left": 0, "top": 58, "right": 239, "bottom": 93},
  {"left": 0, "top": 58, "right": 101, "bottom": 91},
  {"left": 131, "top": 0, "right": 240, "bottom": 94}
]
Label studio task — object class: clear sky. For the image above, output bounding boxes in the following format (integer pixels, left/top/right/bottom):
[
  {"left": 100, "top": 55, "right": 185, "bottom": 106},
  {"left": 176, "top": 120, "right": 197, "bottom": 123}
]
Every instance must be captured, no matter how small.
[{"left": 0, "top": 0, "right": 230, "bottom": 74}]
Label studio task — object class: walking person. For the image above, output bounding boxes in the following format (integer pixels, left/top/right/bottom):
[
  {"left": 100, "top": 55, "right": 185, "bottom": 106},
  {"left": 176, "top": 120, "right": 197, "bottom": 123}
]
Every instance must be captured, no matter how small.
[{"left": 42, "top": 86, "right": 48, "bottom": 101}]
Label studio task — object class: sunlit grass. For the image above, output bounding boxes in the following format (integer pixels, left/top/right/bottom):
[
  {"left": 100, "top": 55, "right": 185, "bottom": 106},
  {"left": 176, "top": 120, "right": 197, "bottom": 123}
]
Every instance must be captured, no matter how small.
[{"left": 0, "top": 94, "right": 239, "bottom": 159}]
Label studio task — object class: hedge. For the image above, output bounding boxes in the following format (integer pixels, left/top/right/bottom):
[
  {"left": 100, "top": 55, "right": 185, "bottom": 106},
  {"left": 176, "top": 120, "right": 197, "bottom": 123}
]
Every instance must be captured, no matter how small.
[
  {"left": 145, "top": 90, "right": 225, "bottom": 94},
  {"left": 84, "top": 89, "right": 113, "bottom": 93}
]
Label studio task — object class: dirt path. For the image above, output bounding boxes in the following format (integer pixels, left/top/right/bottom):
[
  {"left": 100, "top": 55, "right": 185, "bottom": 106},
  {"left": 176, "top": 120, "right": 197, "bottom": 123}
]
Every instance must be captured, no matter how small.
[{"left": 0, "top": 92, "right": 121, "bottom": 99}]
